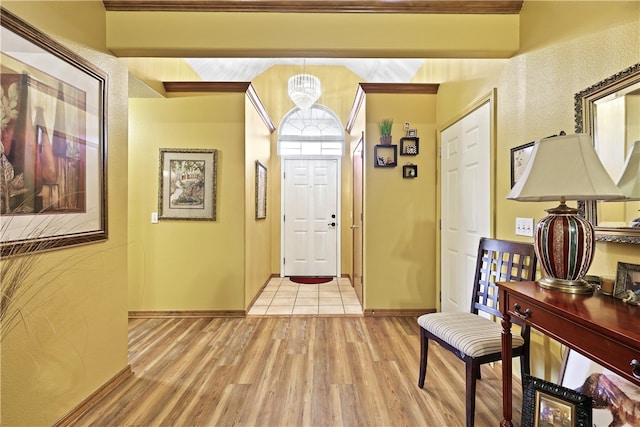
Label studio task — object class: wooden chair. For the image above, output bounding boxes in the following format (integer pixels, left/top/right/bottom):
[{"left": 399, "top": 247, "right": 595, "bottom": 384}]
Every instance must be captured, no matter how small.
[{"left": 417, "top": 237, "right": 537, "bottom": 427}]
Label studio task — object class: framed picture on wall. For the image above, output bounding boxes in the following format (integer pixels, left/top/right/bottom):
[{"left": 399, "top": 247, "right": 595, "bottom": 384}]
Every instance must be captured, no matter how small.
[
  {"left": 0, "top": 8, "right": 108, "bottom": 256},
  {"left": 510, "top": 141, "right": 535, "bottom": 188},
  {"left": 158, "top": 148, "right": 217, "bottom": 221},
  {"left": 255, "top": 160, "right": 267, "bottom": 219}
]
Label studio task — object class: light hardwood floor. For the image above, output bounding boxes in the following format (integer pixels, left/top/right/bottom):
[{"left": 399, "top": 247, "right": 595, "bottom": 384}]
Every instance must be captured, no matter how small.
[{"left": 72, "top": 316, "right": 522, "bottom": 426}]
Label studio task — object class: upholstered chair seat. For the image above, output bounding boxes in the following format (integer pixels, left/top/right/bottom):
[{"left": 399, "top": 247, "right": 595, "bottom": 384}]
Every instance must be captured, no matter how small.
[{"left": 417, "top": 312, "right": 525, "bottom": 358}]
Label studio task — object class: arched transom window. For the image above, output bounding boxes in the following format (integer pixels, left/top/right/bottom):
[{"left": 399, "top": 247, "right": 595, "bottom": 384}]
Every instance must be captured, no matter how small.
[{"left": 278, "top": 104, "right": 344, "bottom": 156}]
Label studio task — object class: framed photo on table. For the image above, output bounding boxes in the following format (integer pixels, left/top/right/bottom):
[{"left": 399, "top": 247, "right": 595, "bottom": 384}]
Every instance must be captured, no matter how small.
[
  {"left": 0, "top": 8, "right": 108, "bottom": 256},
  {"left": 613, "top": 261, "right": 640, "bottom": 301},
  {"left": 158, "top": 149, "right": 217, "bottom": 221}
]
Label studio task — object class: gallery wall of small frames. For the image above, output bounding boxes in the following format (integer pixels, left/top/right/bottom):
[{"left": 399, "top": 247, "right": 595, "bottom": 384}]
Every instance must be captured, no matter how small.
[{"left": 374, "top": 123, "right": 421, "bottom": 178}]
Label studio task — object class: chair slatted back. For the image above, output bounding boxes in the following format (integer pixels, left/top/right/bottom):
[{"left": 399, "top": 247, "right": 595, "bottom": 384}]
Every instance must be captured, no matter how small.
[{"left": 470, "top": 238, "right": 537, "bottom": 318}]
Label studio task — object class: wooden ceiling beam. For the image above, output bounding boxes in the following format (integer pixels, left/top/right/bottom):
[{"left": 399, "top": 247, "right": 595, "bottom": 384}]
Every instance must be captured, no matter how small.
[{"left": 103, "top": 1, "right": 524, "bottom": 14}]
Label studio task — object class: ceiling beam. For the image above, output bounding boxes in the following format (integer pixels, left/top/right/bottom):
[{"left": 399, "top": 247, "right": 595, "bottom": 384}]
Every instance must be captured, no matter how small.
[{"left": 103, "top": 1, "right": 524, "bottom": 14}]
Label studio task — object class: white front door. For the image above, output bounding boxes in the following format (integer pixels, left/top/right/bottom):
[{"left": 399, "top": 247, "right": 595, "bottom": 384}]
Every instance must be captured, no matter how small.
[
  {"left": 282, "top": 158, "right": 339, "bottom": 277},
  {"left": 440, "top": 101, "right": 492, "bottom": 313}
]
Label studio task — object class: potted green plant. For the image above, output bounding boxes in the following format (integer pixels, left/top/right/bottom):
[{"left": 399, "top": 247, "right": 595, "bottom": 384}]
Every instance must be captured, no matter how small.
[{"left": 378, "top": 118, "right": 393, "bottom": 145}]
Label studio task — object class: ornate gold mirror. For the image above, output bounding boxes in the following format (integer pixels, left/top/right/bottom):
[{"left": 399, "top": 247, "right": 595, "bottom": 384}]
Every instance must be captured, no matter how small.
[{"left": 575, "top": 63, "right": 640, "bottom": 244}]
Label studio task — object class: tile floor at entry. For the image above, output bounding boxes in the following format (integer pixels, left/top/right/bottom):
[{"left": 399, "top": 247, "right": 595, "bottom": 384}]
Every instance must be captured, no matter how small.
[{"left": 248, "top": 276, "right": 363, "bottom": 316}]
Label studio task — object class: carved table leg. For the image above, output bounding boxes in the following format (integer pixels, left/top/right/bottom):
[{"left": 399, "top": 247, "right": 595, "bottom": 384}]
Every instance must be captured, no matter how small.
[{"left": 501, "top": 308, "right": 513, "bottom": 427}]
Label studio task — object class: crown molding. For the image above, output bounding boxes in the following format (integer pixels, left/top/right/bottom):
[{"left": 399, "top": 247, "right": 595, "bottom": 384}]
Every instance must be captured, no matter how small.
[
  {"left": 359, "top": 83, "right": 439, "bottom": 94},
  {"left": 163, "top": 81, "right": 251, "bottom": 92},
  {"left": 103, "top": 1, "right": 523, "bottom": 14}
]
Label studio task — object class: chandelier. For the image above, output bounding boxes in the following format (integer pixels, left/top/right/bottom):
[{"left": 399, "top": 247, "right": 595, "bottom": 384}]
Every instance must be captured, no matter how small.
[{"left": 287, "top": 73, "right": 321, "bottom": 110}]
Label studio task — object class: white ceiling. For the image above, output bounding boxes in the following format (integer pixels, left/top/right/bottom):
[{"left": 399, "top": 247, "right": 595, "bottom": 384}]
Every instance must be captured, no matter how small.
[{"left": 185, "top": 58, "right": 426, "bottom": 83}]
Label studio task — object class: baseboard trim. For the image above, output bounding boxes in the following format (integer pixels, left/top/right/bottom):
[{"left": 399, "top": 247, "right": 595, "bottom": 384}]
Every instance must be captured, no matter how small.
[
  {"left": 363, "top": 308, "right": 435, "bottom": 317},
  {"left": 53, "top": 365, "right": 133, "bottom": 427},
  {"left": 247, "top": 275, "right": 276, "bottom": 309},
  {"left": 128, "top": 310, "right": 246, "bottom": 318}
]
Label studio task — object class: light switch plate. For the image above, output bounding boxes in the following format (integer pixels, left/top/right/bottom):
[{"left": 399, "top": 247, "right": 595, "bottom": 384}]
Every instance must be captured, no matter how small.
[
  {"left": 151, "top": 212, "right": 158, "bottom": 224},
  {"left": 515, "top": 217, "right": 534, "bottom": 237}
]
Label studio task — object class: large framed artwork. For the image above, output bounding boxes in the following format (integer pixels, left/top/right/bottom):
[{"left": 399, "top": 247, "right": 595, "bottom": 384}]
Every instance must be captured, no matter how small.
[
  {"left": 0, "top": 8, "right": 108, "bottom": 256},
  {"left": 255, "top": 160, "right": 266, "bottom": 220},
  {"left": 559, "top": 348, "right": 640, "bottom": 426},
  {"left": 158, "top": 149, "right": 217, "bottom": 221}
]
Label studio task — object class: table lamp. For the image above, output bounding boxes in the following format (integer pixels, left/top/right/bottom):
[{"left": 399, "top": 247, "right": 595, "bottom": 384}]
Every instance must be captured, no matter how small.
[{"left": 507, "top": 133, "right": 624, "bottom": 294}]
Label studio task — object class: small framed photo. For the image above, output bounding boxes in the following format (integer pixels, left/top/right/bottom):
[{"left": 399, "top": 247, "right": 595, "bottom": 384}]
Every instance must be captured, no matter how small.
[
  {"left": 559, "top": 348, "right": 640, "bottom": 427},
  {"left": 255, "top": 160, "right": 267, "bottom": 220},
  {"left": 158, "top": 148, "right": 217, "bottom": 221},
  {"left": 400, "top": 137, "right": 419, "bottom": 156},
  {"left": 510, "top": 141, "right": 535, "bottom": 188},
  {"left": 522, "top": 374, "right": 591, "bottom": 427},
  {"left": 402, "top": 164, "right": 418, "bottom": 179},
  {"left": 613, "top": 261, "right": 640, "bottom": 302},
  {"left": 374, "top": 144, "right": 397, "bottom": 168},
  {"left": 406, "top": 129, "right": 417, "bottom": 137}
]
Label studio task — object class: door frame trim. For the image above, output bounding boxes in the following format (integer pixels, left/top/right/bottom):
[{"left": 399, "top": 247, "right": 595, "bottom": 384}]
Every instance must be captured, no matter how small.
[{"left": 280, "top": 156, "right": 342, "bottom": 277}]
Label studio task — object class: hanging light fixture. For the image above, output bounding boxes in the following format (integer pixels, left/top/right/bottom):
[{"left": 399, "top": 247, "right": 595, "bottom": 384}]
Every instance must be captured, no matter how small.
[{"left": 288, "top": 61, "right": 321, "bottom": 110}]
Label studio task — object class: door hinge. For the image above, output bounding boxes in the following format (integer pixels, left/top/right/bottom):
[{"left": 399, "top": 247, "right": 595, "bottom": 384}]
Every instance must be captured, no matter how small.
[
  {"left": 283, "top": 258, "right": 285, "bottom": 265},
  {"left": 438, "top": 146, "right": 442, "bottom": 158},
  {"left": 283, "top": 214, "right": 285, "bottom": 222},
  {"left": 439, "top": 219, "right": 441, "bottom": 230}
]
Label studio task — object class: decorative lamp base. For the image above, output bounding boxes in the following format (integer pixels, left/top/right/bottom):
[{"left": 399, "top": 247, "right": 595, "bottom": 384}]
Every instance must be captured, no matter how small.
[
  {"left": 534, "top": 202, "right": 595, "bottom": 294},
  {"left": 538, "top": 277, "right": 593, "bottom": 294}
]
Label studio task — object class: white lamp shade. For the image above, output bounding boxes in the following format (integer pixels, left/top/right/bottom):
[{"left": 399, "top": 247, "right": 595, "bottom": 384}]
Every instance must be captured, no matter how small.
[
  {"left": 506, "top": 133, "right": 624, "bottom": 202},
  {"left": 616, "top": 140, "right": 640, "bottom": 201}
]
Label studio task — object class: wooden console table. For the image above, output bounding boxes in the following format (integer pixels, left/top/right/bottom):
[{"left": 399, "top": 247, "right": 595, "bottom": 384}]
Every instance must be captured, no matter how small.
[{"left": 497, "top": 281, "right": 640, "bottom": 427}]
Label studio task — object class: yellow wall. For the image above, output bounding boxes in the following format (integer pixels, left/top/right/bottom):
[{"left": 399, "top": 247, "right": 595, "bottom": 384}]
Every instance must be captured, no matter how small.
[
  {"left": 1, "top": 1, "right": 129, "bottom": 425},
  {"left": 364, "top": 94, "right": 438, "bottom": 311},
  {"left": 421, "top": 1, "right": 640, "bottom": 381},
  {"left": 244, "top": 94, "right": 273, "bottom": 307},
  {"left": 106, "top": 12, "right": 520, "bottom": 58},
  {"left": 127, "top": 58, "right": 203, "bottom": 96},
  {"left": 128, "top": 94, "right": 248, "bottom": 311}
]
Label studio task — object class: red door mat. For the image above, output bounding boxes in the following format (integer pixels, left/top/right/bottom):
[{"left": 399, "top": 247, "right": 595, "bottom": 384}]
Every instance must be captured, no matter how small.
[{"left": 289, "top": 276, "right": 333, "bottom": 284}]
